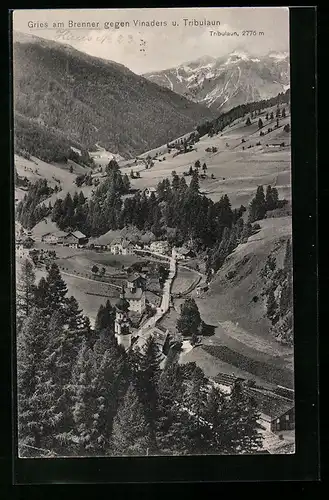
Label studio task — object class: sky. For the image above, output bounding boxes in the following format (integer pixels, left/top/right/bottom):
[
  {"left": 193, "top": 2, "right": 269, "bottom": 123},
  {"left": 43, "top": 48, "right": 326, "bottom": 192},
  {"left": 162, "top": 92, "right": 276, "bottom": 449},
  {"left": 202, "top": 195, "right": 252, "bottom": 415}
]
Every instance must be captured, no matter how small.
[{"left": 13, "top": 8, "right": 290, "bottom": 74}]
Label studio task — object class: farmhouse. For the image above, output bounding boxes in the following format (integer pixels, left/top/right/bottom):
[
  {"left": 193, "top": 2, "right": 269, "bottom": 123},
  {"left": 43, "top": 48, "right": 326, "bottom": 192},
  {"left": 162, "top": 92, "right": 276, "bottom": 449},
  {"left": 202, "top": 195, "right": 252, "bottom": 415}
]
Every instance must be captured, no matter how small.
[
  {"left": 172, "top": 246, "right": 196, "bottom": 260},
  {"left": 150, "top": 240, "right": 170, "bottom": 255},
  {"left": 245, "top": 387, "right": 295, "bottom": 433},
  {"left": 41, "top": 231, "right": 67, "bottom": 245},
  {"left": 91, "top": 234, "right": 112, "bottom": 250},
  {"left": 110, "top": 238, "right": 135, "bottom": 255},
  {"left": 63, "top": 231, "right": 88, "bottom": 248}
]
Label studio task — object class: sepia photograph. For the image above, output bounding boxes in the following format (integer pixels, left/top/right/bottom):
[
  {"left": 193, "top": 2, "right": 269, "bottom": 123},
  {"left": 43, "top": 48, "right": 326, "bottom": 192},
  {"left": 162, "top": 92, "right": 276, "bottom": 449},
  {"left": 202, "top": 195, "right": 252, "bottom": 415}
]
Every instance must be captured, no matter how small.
[{"left": 12, "top": 7, "right": 294, "bottom": 459}]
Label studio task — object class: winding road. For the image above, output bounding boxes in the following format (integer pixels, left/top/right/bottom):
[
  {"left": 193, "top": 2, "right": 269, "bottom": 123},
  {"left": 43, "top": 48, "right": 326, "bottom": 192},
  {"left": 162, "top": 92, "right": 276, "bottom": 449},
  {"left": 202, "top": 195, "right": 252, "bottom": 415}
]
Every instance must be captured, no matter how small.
[{"left": 135, "top": 256, "right": 177, "bottom": 346}]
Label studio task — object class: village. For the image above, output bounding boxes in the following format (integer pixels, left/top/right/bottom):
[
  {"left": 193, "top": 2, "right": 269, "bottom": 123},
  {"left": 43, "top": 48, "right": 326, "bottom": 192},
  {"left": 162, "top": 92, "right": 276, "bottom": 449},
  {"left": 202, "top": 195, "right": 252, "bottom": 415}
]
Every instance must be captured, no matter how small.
[{"left": 15, "top": 215, "right": 295, "bottom": 454}]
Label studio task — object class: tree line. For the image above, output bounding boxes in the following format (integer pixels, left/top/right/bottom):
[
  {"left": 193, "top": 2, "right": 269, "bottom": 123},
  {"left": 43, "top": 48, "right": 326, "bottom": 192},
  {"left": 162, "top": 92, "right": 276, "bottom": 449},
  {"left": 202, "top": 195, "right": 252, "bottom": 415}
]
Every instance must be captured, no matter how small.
[
  {"left": 17, "top": 260, "right": 263, "bottom": 457},
  {"left": 16, "top": 179, "right": 53, "bottom": 229},
  {"left": 197, "top": 89, "right": 290, "bottom": 138}
]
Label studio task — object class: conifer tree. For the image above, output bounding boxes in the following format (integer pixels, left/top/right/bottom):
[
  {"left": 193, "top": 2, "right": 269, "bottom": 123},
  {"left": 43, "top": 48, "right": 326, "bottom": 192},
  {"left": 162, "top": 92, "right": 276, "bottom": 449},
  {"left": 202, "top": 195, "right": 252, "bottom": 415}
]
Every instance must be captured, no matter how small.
[
  {"left": 248, "top": 186, "right": 266, "bottom": 222},
  {"left": 71, "top": 343, "right": 99, "bottom": 455},
  {"left": 33, "top": 276, "right": 49, "bottom": 310},
  {"left": 111, "top": 383, "right": 152, "bottom": 456},
  {"left": 183, "top": 365, "right": 209, "bottom": 454},
  {"left": 156, "top": 358, "right": 191, "bottom": 455},
  {"left": 17, "top": 309, "right": 49, "bottom": 456},
  {"left": 189, "top": 170, "right": 200, "bottom": 194},
  {"left": 245, "top": 117, "right": 251, "bottom": 126},
  {"left": 202, "top": 386, "right": 233, "bottom": 453},
  {"left": 16, "top": 258, "right": 36, "bottom": 323},
  {"left": 95, "top": 300, "right": 115, "bottom": 333},
  {"left": 133, "top": 336, "right": 162, "bottom": 452},
  {"left": 40, "top": 310, "right": 84, "bottom": 455},
  {"left": 258, "top": 118, "right": 264, "bottom": 129},
  {"left": 171, "top": 173, "right": 180, "bottom": 191},
  {"left": 226, "top": 382, "right": 263, "bottom": 454},
  {"left": 267, "top": 289, "right": 279, "bottom": 324},
  {"left": 176, "top": 298, "right": 201, "bottom": 337},
  {"left": 45, "top": 263, "right": 68, "bottom": 316},
  {"left": 64, "top": 295, "right": 84, "bottom": 330}
]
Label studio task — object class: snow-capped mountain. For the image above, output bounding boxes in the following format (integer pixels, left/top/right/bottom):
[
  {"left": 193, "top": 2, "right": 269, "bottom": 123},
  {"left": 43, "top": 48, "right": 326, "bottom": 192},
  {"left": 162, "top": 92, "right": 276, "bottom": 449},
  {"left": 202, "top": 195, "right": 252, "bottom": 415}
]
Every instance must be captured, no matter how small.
[{"left": 144, "top": 51, "right": 290, "bottom": 113}]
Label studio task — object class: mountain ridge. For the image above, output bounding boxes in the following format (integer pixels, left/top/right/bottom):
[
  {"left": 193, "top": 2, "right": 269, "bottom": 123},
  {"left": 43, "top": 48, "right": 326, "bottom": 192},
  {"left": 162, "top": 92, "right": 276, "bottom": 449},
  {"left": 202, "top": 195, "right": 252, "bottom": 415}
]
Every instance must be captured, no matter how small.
[
  {"left": 13, "top": 31, "right": 215, "bottom": 161},
  {"left": 144, "top": 51, "right": 290, "bottom": 113}
]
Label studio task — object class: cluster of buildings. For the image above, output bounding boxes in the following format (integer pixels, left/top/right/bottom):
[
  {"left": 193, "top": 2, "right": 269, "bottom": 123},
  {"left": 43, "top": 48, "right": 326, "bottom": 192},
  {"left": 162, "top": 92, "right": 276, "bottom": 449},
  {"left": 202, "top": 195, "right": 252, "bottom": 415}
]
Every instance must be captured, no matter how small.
[{"left": 41, "top": 230, "right": 89, "bottom": 248}]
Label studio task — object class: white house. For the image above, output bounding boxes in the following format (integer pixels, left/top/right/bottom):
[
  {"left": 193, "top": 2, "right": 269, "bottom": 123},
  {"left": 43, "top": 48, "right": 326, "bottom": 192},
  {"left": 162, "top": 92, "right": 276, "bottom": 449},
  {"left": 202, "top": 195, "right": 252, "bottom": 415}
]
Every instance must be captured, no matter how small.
[
  {"left": 150, "top": 240, "right": 170, "bottom": 255},
  {"left": 110, "top": 238, "right": 135, "bottom": 255}
]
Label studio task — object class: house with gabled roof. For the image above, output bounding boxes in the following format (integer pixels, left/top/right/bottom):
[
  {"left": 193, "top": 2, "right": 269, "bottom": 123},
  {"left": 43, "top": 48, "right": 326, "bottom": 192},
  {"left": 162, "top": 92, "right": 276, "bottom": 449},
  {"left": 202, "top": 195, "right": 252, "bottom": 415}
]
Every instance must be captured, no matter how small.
[
  {"left": 41, "top": 230, "right": 67, "bottom": 245},
  {"left": 245, "top": 387, "right": 295, "bottom": 433},
  {"left": 110, "top": 237, "right": 135, "bottom": 255},
  {"left": 63, "top": 231, "right": 88, "bottom": 248}
]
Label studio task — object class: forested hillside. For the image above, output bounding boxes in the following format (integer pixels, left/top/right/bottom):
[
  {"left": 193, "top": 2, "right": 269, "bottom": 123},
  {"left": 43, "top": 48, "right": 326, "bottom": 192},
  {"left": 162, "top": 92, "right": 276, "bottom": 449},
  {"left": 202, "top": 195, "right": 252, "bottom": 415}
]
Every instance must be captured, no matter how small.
[{"left": 13, "top": 32, "right": 215, "bottom": 161}]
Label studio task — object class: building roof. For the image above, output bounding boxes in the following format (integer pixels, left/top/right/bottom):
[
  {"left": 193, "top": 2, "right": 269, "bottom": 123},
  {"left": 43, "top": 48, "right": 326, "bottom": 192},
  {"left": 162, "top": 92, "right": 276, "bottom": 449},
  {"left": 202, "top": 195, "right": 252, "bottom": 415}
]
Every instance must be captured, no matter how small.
[
  {"left": 246, "top": 387, "right": 294, "bottom": 421},
  {"left": 127, "top": 272, "right": 145, "bottom": 283},
  {"left": 152, "top": 327, "right": 169, "bottom": 346},
  {"left": 43, "top": 230, "right": 67, "bottom": 238},
  {"left": 125, "top": 288, "right": 144, "bottom": 300},
  {"left": 174, "top": 246, "right": 193, "bottom": 255},
  {"left": 111, "top": 237, "right": 133, "bottom": 248},
  {"left": 213, "top": 372, "right": 238, "bottom": 387},
  {"left": 71, "top": 230, "right": 86, "bottom": 239}
]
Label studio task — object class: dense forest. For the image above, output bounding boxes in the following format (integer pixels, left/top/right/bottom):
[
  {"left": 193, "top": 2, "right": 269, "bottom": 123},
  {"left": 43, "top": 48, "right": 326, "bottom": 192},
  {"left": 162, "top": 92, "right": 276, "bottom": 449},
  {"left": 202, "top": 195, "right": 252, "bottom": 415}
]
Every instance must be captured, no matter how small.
[
  {"left": 13, "top": 34, "right": 214, "bottom": 160},
  {"left": 17, "top": 260, "right": 263, "bottom": 457},
  {"left": 16, "top": 160, "right": 286, "bottom": 278},
  {"left": 15, "top": 178, "right": 53, "bottom": 229}
]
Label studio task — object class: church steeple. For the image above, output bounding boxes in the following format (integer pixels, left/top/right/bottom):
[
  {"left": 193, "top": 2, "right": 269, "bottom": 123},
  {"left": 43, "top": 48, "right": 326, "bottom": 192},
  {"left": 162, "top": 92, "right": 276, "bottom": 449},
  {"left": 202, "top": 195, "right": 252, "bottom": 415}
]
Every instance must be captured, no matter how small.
[{"left": 114, "top": 284, "right": 131, "bottom": 350}]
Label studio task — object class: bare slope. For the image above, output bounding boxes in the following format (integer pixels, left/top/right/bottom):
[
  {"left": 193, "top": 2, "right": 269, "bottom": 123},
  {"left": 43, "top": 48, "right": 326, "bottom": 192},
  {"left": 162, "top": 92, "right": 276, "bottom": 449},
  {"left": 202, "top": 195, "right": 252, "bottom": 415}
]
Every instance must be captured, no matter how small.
[
  {"left": 128, "top": 105, "right": 291, "bottom": 207},
  {"left": 188, "top": 216, "right": 293, "bottom": 388},
  {"left": 13, "top": 31, "right": 215, "bottom": 160}
]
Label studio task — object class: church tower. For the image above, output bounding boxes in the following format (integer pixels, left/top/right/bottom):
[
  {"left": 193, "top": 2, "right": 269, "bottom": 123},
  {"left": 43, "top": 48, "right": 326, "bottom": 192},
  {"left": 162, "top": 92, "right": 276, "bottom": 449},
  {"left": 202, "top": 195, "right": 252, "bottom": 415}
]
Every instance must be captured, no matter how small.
[{"left": 114, "top": 286, "right": 132, "bottom": 350}]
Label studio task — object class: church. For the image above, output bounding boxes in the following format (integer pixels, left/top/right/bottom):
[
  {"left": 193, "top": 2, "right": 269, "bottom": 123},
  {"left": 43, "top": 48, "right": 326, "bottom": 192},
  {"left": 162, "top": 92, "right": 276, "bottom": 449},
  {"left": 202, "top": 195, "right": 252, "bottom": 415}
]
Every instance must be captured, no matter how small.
[
  {"left": 114, "top": 287, "right": 132, "bottom": 350},
  {"left": 114, "top": 274, "right": 147, "bottom": 350}
]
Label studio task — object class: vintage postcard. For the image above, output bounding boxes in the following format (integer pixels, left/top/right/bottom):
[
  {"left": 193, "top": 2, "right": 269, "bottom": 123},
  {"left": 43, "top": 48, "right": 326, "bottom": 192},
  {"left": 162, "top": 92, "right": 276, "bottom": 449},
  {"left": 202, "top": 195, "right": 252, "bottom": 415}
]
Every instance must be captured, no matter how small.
[{"left": 12, "top": 7, "right": 294, "bottom": 458}]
